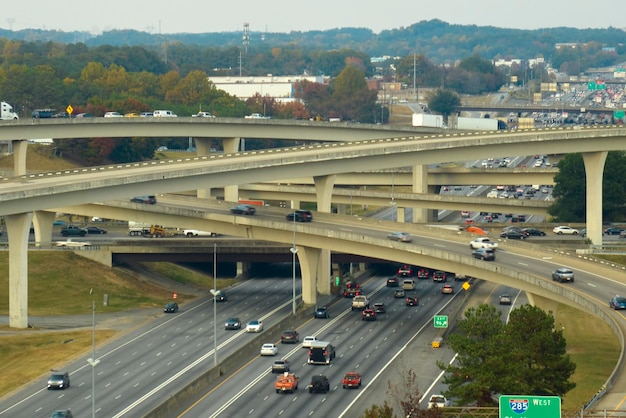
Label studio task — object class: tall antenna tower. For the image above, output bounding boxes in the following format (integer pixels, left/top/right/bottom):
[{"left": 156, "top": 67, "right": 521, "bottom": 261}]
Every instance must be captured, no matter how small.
[{"left": 242, "top": 22, "right": 250, "bottom": 54}]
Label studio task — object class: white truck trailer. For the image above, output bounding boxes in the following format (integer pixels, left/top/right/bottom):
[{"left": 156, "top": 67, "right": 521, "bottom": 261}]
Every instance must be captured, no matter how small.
[
  {"left": 412, "top": 113, "right": 444, "bottom": 128},
  {"left": 0, "top": 101, "right": 19, "bottom": 120},
  {"left": 128, "top": 221, "right": 152, "bottom": 236},
  {"left": 456, "top": 116, "right": 499, "bottom": 130}
]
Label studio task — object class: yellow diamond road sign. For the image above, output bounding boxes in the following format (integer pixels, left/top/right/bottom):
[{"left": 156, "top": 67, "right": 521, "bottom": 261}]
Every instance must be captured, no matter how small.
[
  {"left": 66, "top": 105, "right": 73, "bottom": 115},
  {"left": 462, "top": 281, "right": 471, "bottom": 291}
]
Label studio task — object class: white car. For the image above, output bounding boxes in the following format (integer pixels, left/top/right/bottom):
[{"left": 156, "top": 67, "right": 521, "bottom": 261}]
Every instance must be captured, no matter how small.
[
  {"left": 245, "top": 320, "right": 263, "bottom": 333},
  {"left": 469, "top": 237, "right": 498, "bottom": 250},
  {"left": 553, "top": 226, "right": 580, "bottom": 235},
  {"left": 55, "top": 239, "right": 91, "bottom": 248},
  {"left": 428, "top": 394, "right": 450, "bottom": 409},
  {"left": 182, "top": 229, "right": 218, "bottom": 237},
  {"left": 103, "top": 111, "right": 123, "bottom": 118},
  {"left": 302, "top": 336, "right": 318, "bottom": 348},
  {"left": 260, "top": 343, "right": 278, "bottom": 356}
]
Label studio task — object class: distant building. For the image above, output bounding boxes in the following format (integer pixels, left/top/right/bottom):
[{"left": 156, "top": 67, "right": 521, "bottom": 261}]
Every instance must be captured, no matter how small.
[{"left": 207, "top": 75, "right": 328, "bottom": 102}]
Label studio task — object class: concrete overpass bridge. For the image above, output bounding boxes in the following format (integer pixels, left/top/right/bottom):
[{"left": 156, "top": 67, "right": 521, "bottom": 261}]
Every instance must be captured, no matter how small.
[{"left": 0, "top": 123, "right": 624, "bottom": 329}]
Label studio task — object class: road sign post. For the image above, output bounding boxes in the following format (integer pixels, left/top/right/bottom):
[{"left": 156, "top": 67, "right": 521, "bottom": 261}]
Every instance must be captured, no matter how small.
[
  {"left": 499, "top": 395, "right": 560, "bottom": 418},
  {"left": 433, "top": 315, "right": 448, "bottom": 328}
]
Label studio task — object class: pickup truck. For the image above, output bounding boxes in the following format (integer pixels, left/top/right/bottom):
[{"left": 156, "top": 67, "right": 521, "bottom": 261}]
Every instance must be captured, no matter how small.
[
  {"left": 60, "top": 225, "right": 87, "bottom": 237},
  {"left": 182, "top": 229, "right": 218, "bottom": 237},
  {"left": 275, "top": 373, "right": 298, "bottom": 393},
  {"left": 342, "top": 372, "right": 362, "bottom": 389},
  {"left": 351, "top": 295, "right": 369, "bottom": 311}
]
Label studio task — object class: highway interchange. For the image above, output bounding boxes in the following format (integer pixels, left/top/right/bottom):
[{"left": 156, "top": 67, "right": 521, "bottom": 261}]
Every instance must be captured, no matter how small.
[{"left": 0, "top": 211, "right": 624, "bottom": 416}]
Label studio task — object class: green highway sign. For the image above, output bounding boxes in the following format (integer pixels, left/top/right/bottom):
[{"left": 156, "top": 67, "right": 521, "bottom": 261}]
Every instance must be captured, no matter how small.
[
  {"left": 587, "top": 81, "right": 596, "bottom": 90},
  {"left": 499, "top": 395, "right": 561, "bottom": 418},
  {"left": 433, "top": 315, "right": 448, "bottom": 328},
  {"left": 614, "top": 110, "right": 625, "bottom": 119}
]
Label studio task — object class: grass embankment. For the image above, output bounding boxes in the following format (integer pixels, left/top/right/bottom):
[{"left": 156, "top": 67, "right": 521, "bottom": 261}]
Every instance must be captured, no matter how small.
[{"left": 0, "top": 253, "right": 227, "bottom": 396}]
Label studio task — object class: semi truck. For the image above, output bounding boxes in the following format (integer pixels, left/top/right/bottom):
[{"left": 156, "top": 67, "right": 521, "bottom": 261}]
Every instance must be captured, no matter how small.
[
  {"left": 412, "top": 113, "right": 443, "bottom": 128},
  {"left": 0, "top": 101, "right": 19, "bottom": 120},
  {"left": 455, "top": 116, "right": 502, "bottom": 131}
]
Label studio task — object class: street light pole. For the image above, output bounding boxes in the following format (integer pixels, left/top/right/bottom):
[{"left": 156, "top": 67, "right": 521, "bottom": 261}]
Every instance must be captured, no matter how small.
[
  {"left": 87, "top": 290, "right": 100, "bottom": 418},
  {"left": 290, "top": 213, "right": 298, "bottom": 315},
  {"left": 211, "top": 243, "right": 218, "bottom": 367}
]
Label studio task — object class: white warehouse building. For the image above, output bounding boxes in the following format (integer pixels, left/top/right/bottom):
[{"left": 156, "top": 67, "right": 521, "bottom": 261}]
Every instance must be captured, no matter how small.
[{"left": 207, "top": 75, "right": 328, "bottom": 102}]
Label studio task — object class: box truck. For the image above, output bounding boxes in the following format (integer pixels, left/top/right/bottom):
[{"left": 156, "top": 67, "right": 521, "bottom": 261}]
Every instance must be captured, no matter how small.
[
  {"left": 412, "top": 113, "right": 444, "bottom": 128},
  {"left": 456, "top": 117, "right": 499, "bottom": 130}
]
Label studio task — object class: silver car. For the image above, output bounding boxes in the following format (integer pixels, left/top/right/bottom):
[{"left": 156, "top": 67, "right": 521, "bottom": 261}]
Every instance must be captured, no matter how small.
[
  {"left": 387, "top": 232, "right": 412, "bottom": 242},
  {"left": 552, "top": 268, "right": 575, "bottom": 283}
]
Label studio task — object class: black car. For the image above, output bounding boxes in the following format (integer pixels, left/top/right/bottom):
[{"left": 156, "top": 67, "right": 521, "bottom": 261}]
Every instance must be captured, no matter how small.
[
  {"left": 472, "top": 247, "right": 495, "bottom": 261},
  {"left": 605, "top": 227, "right": 624, "bottom": 235},
  {"left": 60, "top": 225, "right": 87, "bottom": 237},
  {"left": 214, "top": 290, "right": 227, "bottom": 302},
  {"left": 84, "top": 226, "right": 108, "bottom": 234},
  {"left": 130, "top": 195, "right": 157, "bottom": 204},
  {"left": 500, "top": 230, "right": 527, "bottom": 240},
  {"left": 521, "top": 228, "right": 546, "bottom": 236},
  {"left": 386, "top": 276, "right": 399, "bottom": 287},
  {"left": 416, "top": 268, "right": 430, "bottom": 279},
  {"left": 373, "top": 302, "right": 386, "bottom": 313},
  {"left": 164, "top": 302, "right": 179, "bottom": 313},
  {"left": 281, "top": 329, "right": 300, "bottom": 343},
  {"left": 224, "top": 317, "right": 241, "bottom": 330},
  {"left": 230, "top": 204, "right": 256, "bottom": 215},
  {"left": 432, "top": 271, "right": 447, "bottom": 282},
  {"left": 314, "top": 306, "right": 329, "bottom": 318},
  {"left": 286, "top": 209, "right": 313, "bottom": 222},
  {"left": 47, "top": 372, "right": 70, "bottom": 390},
  {"left": 308, "top": 375, "right": 330, "bottom": 393},
  {"left": 405, "top": 296, "right": 419, "bottom": 306}
]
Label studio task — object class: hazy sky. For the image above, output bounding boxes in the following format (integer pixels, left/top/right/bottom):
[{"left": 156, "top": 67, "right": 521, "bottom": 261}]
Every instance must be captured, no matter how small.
[{"left": 3, "top": 0, "right": 623, "bottom": 34}]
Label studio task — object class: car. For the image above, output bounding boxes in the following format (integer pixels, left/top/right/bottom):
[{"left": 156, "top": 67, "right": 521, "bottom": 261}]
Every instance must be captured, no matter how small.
[
  {"left": 271, "top": 359, "right": 290, "bottom": 373},
  {"left": 553, "top": 226, "right": 579, "bottom": 235},
  {"left": 342, "top": 372, "right": 362, "bottom": 389},
  {"left": 621, "top": 230, "right": 626, "bottom": 239},
  {"left": 60, "top": 225, "right": 87, "bottom": 237},
  {"left": 552, "top": 268, "right": 575, "bottom": 283},
  {"left": 472, "top": 247, "right": 495, "bottom": 261},
  {"left": 402, "top": 279, "right": 415, "bottom": 291},
  {"left": 609, "top": 296, "right": 626, "bottom": 310},
  {"left": 260, "top": 343, "right": 279, "bottom": 356},
  {"left": 192, "top": 111, "right": 216, "bottom": 118},
  {"left": 308, "top": 375, "right": 330, "bottom": 393},
  {"left": 214, "top": 290, "right": 227, "bottom": 302},
  {"left": 286, "top": 209, "right": 313, "bottom": 222},
  {"left": 604, "top": 227, "right": 624, "bottom": 235},
  {"left": 396, "top": 265, "right": 414, "bottom": 277},
  {"left": 387, "top": 231, "right": 412, "bottom": 242},
  {"left": 499, "top": 294, "right": 512, "bottom": 305},
  {"left": 314, "top": 306, "right": 329, "bottom": 318},
  {"left": 84, "top": 226, "right": 108, "bottom": 234},
  {"left": 47, "top": 372, "right": 70, "bottom": 390},
  {"left": 343, "top": 282, "right": 361, "bottom": 297},
  {"left": 361, "top": 308, "right": 376, "bottom": 321},
  {"left": 302, "top": 336, "right": 318, "bottom": 348},
  {"left": 386, "top": 276, "right": 399, "bottom": 287},
  {"left": 224, "top": 317, "right": 241, "bottom": 330},
  {"left": 428, "top": 394, "right": 450, "bottom": 409},
  {"left": 432, "top": 270, "right": 447, "bottom": 282},
  {"left": 231, "top": 204, "right": 256, "bottom": 215},
  {"left": 245, "top": 320, "right": 263, "bottom": 333},
  {"left": 469, "top": 237, "right": 498, "bottom": 249},
  {"left": 156, "top": 146, "right": 168, "bottom": 152},
  {"left": 521, "top": 227, "right": 546, "bottom": 236},
  {"left": 405, "top": 296, "right": 419, "bottom": 306},
  {"left": 55, "top": 239, "right": 91, "bottom": 248},
  {"left": 500, "top": 230, "right": 527, "bottom": 240},
  {"left": 394, "top": 289, "right": 405, "bottom": 298},
  {"left": 50, "top": 411, "right": 74, "bottom": 418},
  {"left": 52, "top": 219, "right": 67, "bottom": 226},
  {"left": 441, "top": 284, "right": 454, "bottom": 294},
  {"left": 373, "top": 302, "right": 386, "bottom": 313},
  {"left": 461, "top": 210, "right": 470, "bottom": 218},
  {"left": 130, "top": 195, "right": 157, "bottom": 204},
  {"left": 103, "top": 111, "right": 123, "bottom": 117},
  {"left": 281, "top": 329, "right": 300, "bottom": 344},
  {"left": 164, "top": 302, "right": 179, "bottom": 313},
  {"left": 416, "top": 268, "right": 430, "bottom": 279}
]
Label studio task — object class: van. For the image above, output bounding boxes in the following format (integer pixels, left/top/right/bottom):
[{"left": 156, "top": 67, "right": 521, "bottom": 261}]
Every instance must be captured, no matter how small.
[
  {"left": 308, "top": 341, "right": 335, "bottom": 365},
  {"left": 153, "top": 110, "right": 177, "bottom": 117},
  {"left": 402, "top": 279, "right": 415, "bottom": 291}
]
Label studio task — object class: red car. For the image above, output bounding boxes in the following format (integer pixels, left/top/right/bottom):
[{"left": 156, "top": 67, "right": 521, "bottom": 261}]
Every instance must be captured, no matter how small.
[{"left": 342, "top": 372, "right": 362, "bottom": 389}]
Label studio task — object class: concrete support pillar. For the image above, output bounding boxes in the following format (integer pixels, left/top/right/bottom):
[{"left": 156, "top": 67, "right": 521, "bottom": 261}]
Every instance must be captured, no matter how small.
[
  {"left": 297, "top": 246, "right": 321, "bottom": 305},
  {"left": 290, "top": 200, "right": 301, "bottom": 210},
  {"left": 313, "top": 175, "right": 335, "bottom": 295},
  {"left": 32, "top": 211, "right": 56, "bottom": 247},
  {"left": 6, "top": 212, "right": 33, "bottom": 328},
  {"left": 582, "top": 151, "right": 608, "bottom": 245},
  {"left": 12, "top": 140, "right": 28, "bottom": 176},
  {"left": 396, "top": 207, "right": 405, "bottom": 223},
  {"left": 236, "top": 261, "right": 249, "bottom": 277},
  {"left": 223, "top": 138, "right": 241, "bottom": 203},
  {"left": 336, "top": 204, "right": 347, "bottom": 215},
  {"left": 195, "top": 138, "right": 213, "bottom": 199},
  {"left": 411, "top": 164, "right": 430, "bottom": 223}
]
